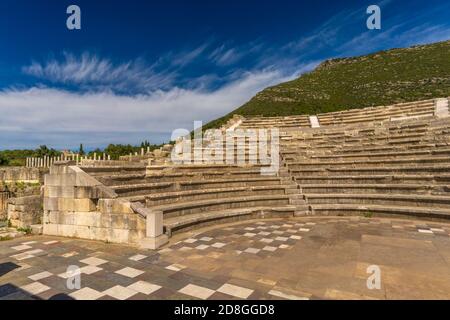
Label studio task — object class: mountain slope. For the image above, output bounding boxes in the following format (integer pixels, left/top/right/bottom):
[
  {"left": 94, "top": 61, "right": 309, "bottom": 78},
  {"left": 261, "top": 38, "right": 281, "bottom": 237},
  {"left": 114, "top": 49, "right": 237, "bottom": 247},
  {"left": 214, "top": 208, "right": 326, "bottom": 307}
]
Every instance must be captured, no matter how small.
[{"left": 206, "top": 40, "right": 450, "bottom": 129}]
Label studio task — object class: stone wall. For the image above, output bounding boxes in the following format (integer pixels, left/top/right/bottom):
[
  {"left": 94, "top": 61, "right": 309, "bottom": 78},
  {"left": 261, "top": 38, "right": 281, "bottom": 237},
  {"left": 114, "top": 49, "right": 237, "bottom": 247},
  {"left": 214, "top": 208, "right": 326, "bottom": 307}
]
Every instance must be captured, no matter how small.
[
  {"left": 7, "top": 195, "right": 42, "bottom": 228},
  {"left": 0, "top": 167, "right": 45, "bottom": 222},
  {"left": 0, "top": 191, "right": 11, "bottom": 220},
  {"left": 42, "top": 165, "right": 158, "bottom": 247},
  {"left": 0, "top": 167, "right": 47, "bottom": 183}
]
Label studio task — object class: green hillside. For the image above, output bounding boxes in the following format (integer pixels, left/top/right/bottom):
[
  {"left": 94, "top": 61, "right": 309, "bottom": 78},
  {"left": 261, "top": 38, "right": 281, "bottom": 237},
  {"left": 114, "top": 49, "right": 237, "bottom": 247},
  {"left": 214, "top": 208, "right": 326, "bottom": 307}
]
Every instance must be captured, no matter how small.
[{"left": 206, "top": 40, "right": 450, "bottom": 129}]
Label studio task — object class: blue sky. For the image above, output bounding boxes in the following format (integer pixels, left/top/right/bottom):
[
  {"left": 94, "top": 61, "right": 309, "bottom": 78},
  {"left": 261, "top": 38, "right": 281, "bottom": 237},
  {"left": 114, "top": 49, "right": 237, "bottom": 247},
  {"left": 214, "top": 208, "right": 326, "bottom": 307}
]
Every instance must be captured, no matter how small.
[{"left": 1, "top": 0, "right": 450, "bottom": 150}]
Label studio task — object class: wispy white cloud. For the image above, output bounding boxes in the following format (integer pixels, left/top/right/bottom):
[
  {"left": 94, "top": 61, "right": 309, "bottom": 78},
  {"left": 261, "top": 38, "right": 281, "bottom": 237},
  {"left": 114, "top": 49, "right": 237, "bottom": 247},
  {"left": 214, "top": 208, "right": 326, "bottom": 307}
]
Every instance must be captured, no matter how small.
[
  {"left": 209, "top": 45, "right": 243, "bottom": 66},
  {"left": 337, "top": 23, "right": 450, "bottom": 56},
  {"left": 0, "top": 68, "right": 297, "bottom": 149},
  {"left": 23, "top": 52, "right": 177, "bottom": 93},
  {"left": 7, "top": 0, "right": 450, "bottom": 149},
  {"left": 169, "top": 42, "right": 212, "bottom": 67}
]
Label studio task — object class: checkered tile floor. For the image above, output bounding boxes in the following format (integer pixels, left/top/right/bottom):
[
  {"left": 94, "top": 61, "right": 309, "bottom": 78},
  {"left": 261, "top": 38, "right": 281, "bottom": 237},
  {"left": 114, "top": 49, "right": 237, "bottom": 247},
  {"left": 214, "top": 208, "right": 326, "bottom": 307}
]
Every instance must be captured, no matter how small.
[{"left": 1, "top": 217, "right": 450, "bottom": 300}]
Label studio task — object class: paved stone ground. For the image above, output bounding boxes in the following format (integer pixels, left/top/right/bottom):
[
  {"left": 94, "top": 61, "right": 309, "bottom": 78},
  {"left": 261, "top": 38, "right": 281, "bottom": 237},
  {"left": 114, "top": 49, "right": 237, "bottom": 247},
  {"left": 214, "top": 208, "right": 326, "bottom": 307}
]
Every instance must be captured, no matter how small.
[{"left": 1, "top": 216, "right": 450, "bottom": 300}]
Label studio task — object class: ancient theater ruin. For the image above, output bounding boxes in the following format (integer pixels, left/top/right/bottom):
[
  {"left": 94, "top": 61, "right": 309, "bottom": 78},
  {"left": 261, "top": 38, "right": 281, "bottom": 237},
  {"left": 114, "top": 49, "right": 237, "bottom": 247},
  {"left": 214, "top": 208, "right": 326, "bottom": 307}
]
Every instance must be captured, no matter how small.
[{"left": 37, "top": 97, "right": 450, "bottom": 248}]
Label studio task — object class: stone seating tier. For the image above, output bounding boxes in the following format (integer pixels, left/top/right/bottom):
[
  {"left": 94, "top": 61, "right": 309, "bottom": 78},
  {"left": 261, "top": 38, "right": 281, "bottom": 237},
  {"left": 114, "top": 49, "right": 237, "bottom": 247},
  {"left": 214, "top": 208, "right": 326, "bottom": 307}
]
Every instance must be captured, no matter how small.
[
  {"left": 276, "top": 113, "right": 450, "bottom": 221},
  {"left": 80, "top": 162, "right": 305, "bottom": 237},
  {"left": 41, "top": 97, "right": 450, "bottom": 248}
]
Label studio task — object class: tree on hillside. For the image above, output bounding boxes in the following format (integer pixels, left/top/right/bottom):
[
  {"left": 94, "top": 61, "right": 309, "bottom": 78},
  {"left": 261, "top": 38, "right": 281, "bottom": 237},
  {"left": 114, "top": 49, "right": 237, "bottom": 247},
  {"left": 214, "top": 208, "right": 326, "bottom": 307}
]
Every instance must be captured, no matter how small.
[
  {"left": 35, "top": 145, "right": 59, "bottom": 157},
  {"left": 0, "top": 154, "right": 8, "bottom": 166},
  {"left": 79, "top": 143, "right": 85, "bottom": 155}
]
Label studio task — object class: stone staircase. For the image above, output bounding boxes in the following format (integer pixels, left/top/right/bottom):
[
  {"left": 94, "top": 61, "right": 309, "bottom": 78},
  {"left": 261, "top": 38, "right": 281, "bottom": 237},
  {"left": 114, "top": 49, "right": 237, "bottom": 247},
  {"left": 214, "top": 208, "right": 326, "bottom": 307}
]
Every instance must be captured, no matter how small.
[
  {"left": 41, "top": 97, "right": 450, "bottom": 249},
  {"left": 317, "top": 99, "right": 437, "bottom": 126},
  {"left": 87, "top": 163, "right": 301, "bottom": 237},
  {"left": 279, "top": 115, "right": 450, "bottom": 220}
]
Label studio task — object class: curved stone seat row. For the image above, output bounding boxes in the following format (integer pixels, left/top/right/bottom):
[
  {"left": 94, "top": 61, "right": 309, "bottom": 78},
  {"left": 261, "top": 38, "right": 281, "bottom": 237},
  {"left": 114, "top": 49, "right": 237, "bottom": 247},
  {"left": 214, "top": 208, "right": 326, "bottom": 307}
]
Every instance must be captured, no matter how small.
[
  {"left": 279, "top": 114, "right": 450, "bottom": 221},
  {"left": 41, "top": 98, "right": 450, "bottom": 249},
  {"left": 80, "top": 162, "right": 304, "bottom": 237}
]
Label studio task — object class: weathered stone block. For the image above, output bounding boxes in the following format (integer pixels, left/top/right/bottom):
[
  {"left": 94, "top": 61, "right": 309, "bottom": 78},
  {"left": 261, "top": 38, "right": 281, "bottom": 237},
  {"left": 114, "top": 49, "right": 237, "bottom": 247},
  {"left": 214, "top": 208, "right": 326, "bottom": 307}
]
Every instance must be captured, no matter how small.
[
  {"left": 55, "top": 198, "right": 96, "bottom": 212},
  {"left": 44, "top": 173, "right": 77, "bottom": 187},
  {"left": 98, "top": 199, "right": 133, "bottom": 214},
  {"left": 44, "top": 186, "right": 75, "bottom": 198},
  {"left": 43, "top": 197, "right": 59, "bottom": 211}
]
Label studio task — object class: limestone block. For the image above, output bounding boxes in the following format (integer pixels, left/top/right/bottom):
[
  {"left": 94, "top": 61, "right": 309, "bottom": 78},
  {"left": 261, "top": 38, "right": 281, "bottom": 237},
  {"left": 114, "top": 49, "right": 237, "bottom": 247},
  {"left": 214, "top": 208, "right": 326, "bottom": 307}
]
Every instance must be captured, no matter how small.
[
  {"left": 140, "top": 234, "right": 168, "bottom": 250},
  {"left": 435, "top": 98, "right": 449, "bottom": 118},
  {"left": 136, "top": 216, "right": 147, "bottom": 231},
  {"left": 74, "top": 186, "right": 100, "bottom": 199},
  {"left": 71, "top": 167, "right": 103, "bottom": 187},
  {"left": 98, "top": 199, "right": 133, "bottom": 214},
  {"left": 110, "top": 228, "right": 130, "bottom": 243},
  {"left": 75, "top": 211, "right": 100, "bottom": 227},
  {"left": 59, "top": 224, "right": 77, "bottom": 237},
  {"left": 44, "top": 173, "right": 77, "bottom": 187},
  {"left": 91, "top": 226, "right": 108, "bottom": 241},
  {"left": 58, "top": 212, "right": 76, "bottom": 225},
  {"left": 71, "top": 224, "right": 91, "bottom": 239},
  {"left": 45, "top": 211, "right": 63, "bottom": 224},
  {"left": 57, "top": 198, "right": 97, "bottom": 212},
  {"left": 146, "top": 210, "right": 164, "bottom": 238},
  {"left": 100, "top": 213, "right": 113, "bottom": 228},
  {"left": 31, "top": 224, "right": 43, "bottom": 235},
  {"left": 8, "top": 210, "right": 20, "bottom": 220},
  {"left": 127, "top": 216, "right": 138, "bottom": 230},
  {"left": 129, "top": 229, "right": 146, "bottom": 244},
  {"left": 49, "top": 165, "right": 73, "bottom": 175},
  {"left": 44, "top": 186, "right": 75, "bottom": 198},
  {"left": 43, "top": 197, "right": 59, "bottom": 211},
  {"left": 110, "top": 213, "right": 127, "bottom": 229},
  {"left": 14, "top": 204, "right": 26, "bottom": 212},
  {"left": 43, "top": 223, "right": 59, "bottom": 236}
]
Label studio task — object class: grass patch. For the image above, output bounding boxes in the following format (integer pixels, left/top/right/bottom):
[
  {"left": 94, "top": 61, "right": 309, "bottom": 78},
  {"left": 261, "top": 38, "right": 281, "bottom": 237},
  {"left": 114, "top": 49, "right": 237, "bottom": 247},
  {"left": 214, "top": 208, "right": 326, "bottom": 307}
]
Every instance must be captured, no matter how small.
[
  {"left": 363, "top": 211, "right": 374, "bottom": 218},
  {"left": 17, "top": 227, "right": 32, "bottom": 235},
  {"left": 206, "top": 40, "right": 450, "bottom": 128}
]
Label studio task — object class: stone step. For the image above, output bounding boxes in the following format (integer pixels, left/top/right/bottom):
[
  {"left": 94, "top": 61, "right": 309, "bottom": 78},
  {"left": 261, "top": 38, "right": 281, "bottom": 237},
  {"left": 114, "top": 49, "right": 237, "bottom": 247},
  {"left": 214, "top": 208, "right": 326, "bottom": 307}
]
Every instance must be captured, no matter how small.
[
  {"left": 295, "top": 174, "right": 450, "bottom": 185},
  {"left": 112, "top": 182, "right": 174, "bottom": 196},
  {"left": 305, "top": 193, "right": 450, "bottom": 209},
  {"left": 163, "top": 205, "right": 297, "bottom": 236},
  {"left": 179, "top": 177, "right": 282, "bottom": 190},
  {"left": 290, "top": 199, "right": 307, "bottom": 205},
  {"left": 154, "top": 195, "right": 291, "bottom": 219},
  {"left": 299, "top": 183, "right": 450, "bottom": 195},
  {"left": 310, "top": 204, "right": 450, "bottom": 220},
  {"left": 286, "top": 156, "right": 450, "bottom": 168},
  {"left": 309, "top": 148, "right": 450, "bottom": 160},
  {"left": 80, "top": 166, "right": 146, "bottom": 177},
  {"left": 145, "top": 186, "right": 288, "bottom": 206},
  {"left": 290, "top": 164, "right": 450, "bottom": 176}
]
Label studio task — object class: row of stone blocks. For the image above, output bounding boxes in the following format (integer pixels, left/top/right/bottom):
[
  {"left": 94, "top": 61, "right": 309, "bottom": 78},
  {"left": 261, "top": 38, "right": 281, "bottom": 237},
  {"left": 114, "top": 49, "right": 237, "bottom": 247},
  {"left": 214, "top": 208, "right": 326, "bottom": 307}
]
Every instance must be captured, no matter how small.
[
  {"left": 7, "top": 195, "right": 42, "bottom": 228},
  {"left": 38, "top": 98, "right": 450, "bottom": 249},
  {"left": 238, "top": 98, "right": 449, "bottom": 129},
  {"left": 279, "top": 113, "right": 450, "bottom": 221},
  {"left": 42, "top": 164, "right": 168, "bottom": 249}
]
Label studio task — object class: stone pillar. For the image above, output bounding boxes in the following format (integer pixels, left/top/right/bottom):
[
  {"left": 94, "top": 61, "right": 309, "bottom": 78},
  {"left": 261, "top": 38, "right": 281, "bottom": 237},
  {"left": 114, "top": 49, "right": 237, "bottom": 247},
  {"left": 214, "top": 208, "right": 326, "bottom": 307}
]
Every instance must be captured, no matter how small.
[
  {"left": 435, "top": 98, "right": 449, "bottom": 118},
  {"left": 309, "top": 115, "right": 320, "bottom": 128},
  {"left": 139, "top": 210, "right": 168, "bottom": 249}
]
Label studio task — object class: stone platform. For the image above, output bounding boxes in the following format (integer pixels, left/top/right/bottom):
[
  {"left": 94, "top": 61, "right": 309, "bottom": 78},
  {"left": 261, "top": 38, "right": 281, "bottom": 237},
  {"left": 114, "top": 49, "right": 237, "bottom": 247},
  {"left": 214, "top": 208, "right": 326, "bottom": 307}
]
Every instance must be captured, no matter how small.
[{"left": 1, "top": 216, "right": 449, "bottom": 300}]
